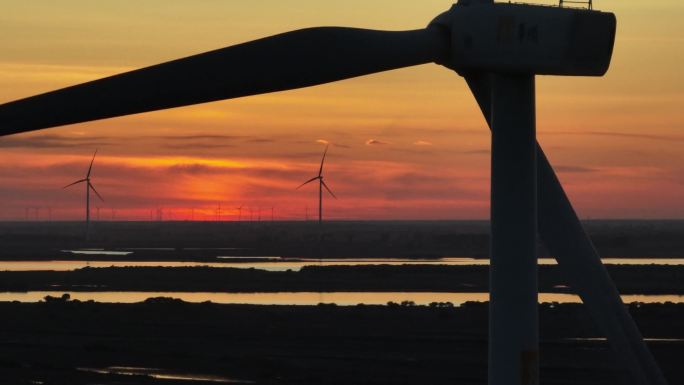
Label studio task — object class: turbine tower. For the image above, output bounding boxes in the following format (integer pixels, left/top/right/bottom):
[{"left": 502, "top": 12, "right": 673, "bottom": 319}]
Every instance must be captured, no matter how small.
[
  {"left": 297, "top": 145, "right": 337, "bottom": 225},
  {"left": 0, "top": 2, "right": 666, "bottom": 384},
  {"left": 63, "top": 150, "right": 104, "bottom": 240}
]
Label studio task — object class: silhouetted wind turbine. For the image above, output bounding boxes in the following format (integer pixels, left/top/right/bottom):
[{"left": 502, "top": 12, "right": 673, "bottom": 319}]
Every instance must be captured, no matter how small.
[
  {"left": 236, "top": 205, "right": 243, "bottom": 222},
  {"left": 297, "top": 145, "right": 336, "bottom": 225},
  {"left": 0, "top": 2, "right": 665, "bottom": 384},
  {"left": 63, "top": 150, "right": 104, "bottom": 240}
]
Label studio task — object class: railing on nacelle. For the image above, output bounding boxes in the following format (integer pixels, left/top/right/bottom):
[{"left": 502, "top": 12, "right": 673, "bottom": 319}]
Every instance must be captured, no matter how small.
[{"left": 559, "top": 0, "right": 592, "bottom": 10}]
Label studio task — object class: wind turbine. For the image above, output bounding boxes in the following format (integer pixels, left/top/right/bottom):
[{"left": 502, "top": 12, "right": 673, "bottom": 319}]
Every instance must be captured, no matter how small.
[
  {"left": 0, "top": 2, "right": 665, "bottom": 384},
  {"left": 297, "top": 145, "right": 337, "bottom": 225},
  {"left": 236, "top": 205, "right": 243, "bottom": 222},
  {"left": 63, "top": 150, "right": 104, "bottom": 240}
]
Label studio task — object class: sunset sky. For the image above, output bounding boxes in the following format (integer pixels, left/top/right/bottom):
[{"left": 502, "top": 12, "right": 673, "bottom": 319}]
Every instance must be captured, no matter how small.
[{"left": 0, "top": 0, "right": 682, "bottom": 221}]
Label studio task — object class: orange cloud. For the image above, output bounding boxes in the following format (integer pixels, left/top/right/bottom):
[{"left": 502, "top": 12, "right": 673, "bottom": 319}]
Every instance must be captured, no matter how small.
[{"left": 365, "top": 139, "right": 389, "bottom": 146}]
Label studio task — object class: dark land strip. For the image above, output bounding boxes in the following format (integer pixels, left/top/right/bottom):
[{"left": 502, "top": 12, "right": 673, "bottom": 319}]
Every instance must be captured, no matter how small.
[
  {"left": 0, "top": 301, "right": 682, "bottom": 385},
  {"left": 0, "top": 220, "right": 682, "bottom": 260},
  {"left": 0, "top": 264, "right": 682, "bottom": 294}
]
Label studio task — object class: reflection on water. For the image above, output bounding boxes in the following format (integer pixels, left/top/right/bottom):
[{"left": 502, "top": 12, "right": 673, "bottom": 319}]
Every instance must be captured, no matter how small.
[
  {"left": 217, "top": 256, "right": 279, "bottom": 260},
  {"left": 0, "top": 260, "right": 243, "bottom": 271},
  {"left": 62, "top": 249, "right": 133, "bottom": 256},
  {"left": 77, "top": 366, "right": 252, "bottom": 383},
  {"left": 1, "top": 291, "right": 682, "bottom": 305},
  {"left": 2, "top": 257, "right": 684, "bottom": 272},
  {"left": 565, "top": 337, "right": 684, "bottom": 342}
]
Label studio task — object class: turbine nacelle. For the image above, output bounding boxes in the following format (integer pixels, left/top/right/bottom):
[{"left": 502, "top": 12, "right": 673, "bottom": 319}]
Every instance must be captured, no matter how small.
[{"left": 431, "top": 0, "right": 616, "bottom": 76}]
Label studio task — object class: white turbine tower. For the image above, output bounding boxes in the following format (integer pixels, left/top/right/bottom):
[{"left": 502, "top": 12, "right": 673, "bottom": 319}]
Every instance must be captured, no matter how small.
[
  {"left": 63, "top": 149, "right": 104, "bottom": 240},
  {"left": 0, "top": 2, "right": 666, "bottom": 384},
  {"left": 297, "top": 145, "right": 337, "bottom": 225}
]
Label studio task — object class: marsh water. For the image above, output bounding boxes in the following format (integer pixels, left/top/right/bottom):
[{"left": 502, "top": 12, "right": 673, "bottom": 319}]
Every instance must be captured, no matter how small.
[
  {"left": 3, "top": 256, "right": 682, "bottom": 305},
  {"left": 77, "top": 366, "right": 252, "bottom": 383},
  {"left": 2, "top": 257, "right": 684, "bottom": 272},
  {"left": 2, "top": 291, "right": 682, "bottom": 305}
]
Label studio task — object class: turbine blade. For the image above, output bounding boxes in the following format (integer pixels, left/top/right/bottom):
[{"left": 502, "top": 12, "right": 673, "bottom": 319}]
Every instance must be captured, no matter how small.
[
  {"left": 0, "top": 27, "right": 448, "bottom": 136},
  {"left": 465, "top": 73, "right": 667, "bottom": 385},
  {"left": 87, "top": 149, "right": 98, "bottom": 177},
  {"left": 321, "top": 180, "right": 337, "bottom": 199},
  {"left": 296, "top": 176, "right": 319, "bottom": 190},
  {"left": 89, "top": 182, "right": 105, "bottom": 202},
  {"left": 318, "top": 144, "right": 329, "bottom": 177},
  {"left": 63, "top": 179, "right": 87, "bottom": 189}
]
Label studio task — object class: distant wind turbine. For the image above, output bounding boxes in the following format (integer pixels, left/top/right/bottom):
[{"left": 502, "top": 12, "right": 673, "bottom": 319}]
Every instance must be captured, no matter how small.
[
  {"left": 236, "top": 205, "right": 243, "bottom": 222},
  {"left": 297, "top": 145, "right": 336, "bottom": 224},
  {"left": 63, "top": 149, "right": 104, "bottom": 239}
]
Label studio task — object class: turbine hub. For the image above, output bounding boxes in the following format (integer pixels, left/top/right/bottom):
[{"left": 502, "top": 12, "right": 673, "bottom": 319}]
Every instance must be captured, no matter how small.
[{"left": 429, "top": 1, "right": 616, "bottom": 76}]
